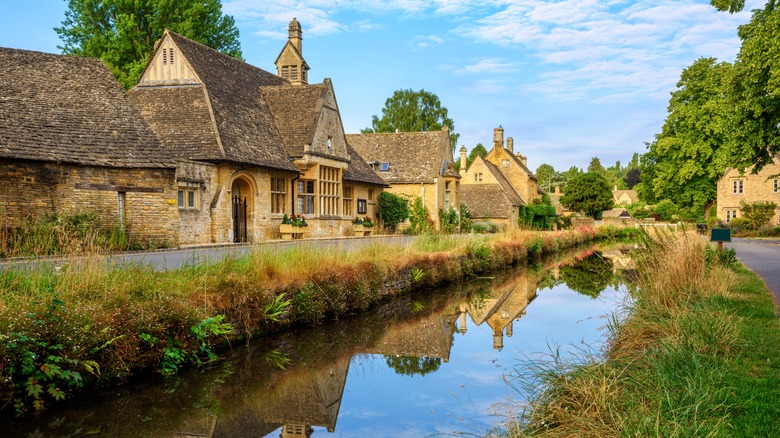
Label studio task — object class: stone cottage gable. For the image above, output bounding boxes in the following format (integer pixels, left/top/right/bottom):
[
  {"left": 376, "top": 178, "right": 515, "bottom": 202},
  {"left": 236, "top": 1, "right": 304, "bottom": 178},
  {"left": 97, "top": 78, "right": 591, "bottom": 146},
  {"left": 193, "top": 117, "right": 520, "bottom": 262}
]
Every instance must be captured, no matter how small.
[
  {"left": 461, "top": 157, "right": 525, "bottom": 219},
  {"left": 131, "top": 30, "right": 297, "bottom": 172},
  {"left": 0, "top": 48, "right": 169, "bottom": 169},
  {"left": 717, "top": 156, "right": 780, "bottom": 224},
  {"left": 260, "top": 79, "right": 350, "bottom": 162},
  {"left": 346, "top": 129, "right": 455, "bottom": 184}
]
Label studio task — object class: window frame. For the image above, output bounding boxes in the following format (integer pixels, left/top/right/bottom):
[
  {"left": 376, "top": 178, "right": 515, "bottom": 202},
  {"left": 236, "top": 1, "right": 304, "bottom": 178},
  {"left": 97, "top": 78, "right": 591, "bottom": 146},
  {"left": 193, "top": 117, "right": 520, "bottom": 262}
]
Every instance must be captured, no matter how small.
[{"left": 357, "top": 199, "right": 367, "bottom": 215}]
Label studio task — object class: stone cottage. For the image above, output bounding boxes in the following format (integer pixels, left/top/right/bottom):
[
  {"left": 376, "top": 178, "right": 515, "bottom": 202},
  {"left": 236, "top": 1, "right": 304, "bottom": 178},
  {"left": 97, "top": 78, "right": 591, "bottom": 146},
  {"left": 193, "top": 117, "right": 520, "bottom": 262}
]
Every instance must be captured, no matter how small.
[
  {"left": 346, "top": 128, "right": 461, "bottom": 230},
  {"left": 0, "top": 47, "right": 179, "bottom": 245},
  {"left": 716, "top": 157, "right": 780, "bottom": 224},
  {"left": 128, "top": 22, "right": 387, "bottom": 244},
  {"left": 459, "top": 127, "right": 539, "bottom": 227}
]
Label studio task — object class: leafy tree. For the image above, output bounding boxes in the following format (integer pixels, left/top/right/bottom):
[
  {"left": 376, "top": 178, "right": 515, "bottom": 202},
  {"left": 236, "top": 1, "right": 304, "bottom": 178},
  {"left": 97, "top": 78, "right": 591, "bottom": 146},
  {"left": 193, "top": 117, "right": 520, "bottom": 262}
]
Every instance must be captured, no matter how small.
[
  {"left": 710, "top": 0, "right": 746, "bottom": 13},
  {"left": 628, "top": 152, "right": 640, "bottom": 169},
  {"left": 720, "top": 2, "right": 780, "bottom": 173},
  {"left": 560, "top": 172, "right": 614, "bottom": 219},
  {"left": 378, "top": 192, "right": 409, "bottom": 231},
  {"left": 408, "top": 196, "right": 431, "bottom": 234},
  {"left": 454, "top": 143, "right": 488, "bottom": 170},
  {"left": 624, "top": 167, "right": 641, "bottom": 189},
  {"left": 536, "top": 163, "right": 556, "bottom": 192},
  {"left": 363, "top": 89, "right": 459, "bottom": 150},
  {"left": 653, "top": 199, "right": 679, "bottom": 221},
  {"left": 587, "top": 157, "right": 606, "bottom": 174},
  {"left": 56, "top": 0, "right": 242, "bottom": 89},
  {"left": 641, "top": 58, "right": 731, "bottom": 217}
]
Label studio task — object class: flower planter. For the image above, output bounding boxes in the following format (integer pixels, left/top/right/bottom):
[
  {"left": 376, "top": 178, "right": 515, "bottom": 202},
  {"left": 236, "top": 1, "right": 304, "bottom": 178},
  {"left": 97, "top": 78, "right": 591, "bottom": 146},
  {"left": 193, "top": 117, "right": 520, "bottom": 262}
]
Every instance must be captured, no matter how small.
[
  {"left": 280, "top": 224, "right": 305, "bottom": 240},
  {"left": 353, "top": 224, "right": 373, "bottom": 237}
]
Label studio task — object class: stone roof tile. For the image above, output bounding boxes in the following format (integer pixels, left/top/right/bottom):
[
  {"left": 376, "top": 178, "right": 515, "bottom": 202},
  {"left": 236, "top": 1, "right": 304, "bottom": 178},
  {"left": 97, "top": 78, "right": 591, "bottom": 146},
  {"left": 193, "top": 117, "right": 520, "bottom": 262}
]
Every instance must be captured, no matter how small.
[
  {"left": 0, "top": 48, "right": 171, "bottom": 168},
  {"left": 345, "top": 130, "right": 456, "bottom": 184}
]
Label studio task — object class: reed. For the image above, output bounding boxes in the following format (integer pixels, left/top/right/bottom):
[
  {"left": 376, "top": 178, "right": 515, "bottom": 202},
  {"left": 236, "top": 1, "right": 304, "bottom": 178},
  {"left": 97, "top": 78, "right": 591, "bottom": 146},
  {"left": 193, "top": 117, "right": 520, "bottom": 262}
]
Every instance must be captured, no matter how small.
[{"left": 508, "top": 229, "right": 780, "bottom": 437}]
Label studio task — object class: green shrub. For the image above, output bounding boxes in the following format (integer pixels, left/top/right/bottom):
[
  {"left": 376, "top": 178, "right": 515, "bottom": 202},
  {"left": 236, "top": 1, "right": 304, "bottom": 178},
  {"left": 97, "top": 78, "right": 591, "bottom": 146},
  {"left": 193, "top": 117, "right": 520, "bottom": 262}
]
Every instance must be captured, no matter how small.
[{"left": 377, "top": 192, "right": 409, "bottom": 231}]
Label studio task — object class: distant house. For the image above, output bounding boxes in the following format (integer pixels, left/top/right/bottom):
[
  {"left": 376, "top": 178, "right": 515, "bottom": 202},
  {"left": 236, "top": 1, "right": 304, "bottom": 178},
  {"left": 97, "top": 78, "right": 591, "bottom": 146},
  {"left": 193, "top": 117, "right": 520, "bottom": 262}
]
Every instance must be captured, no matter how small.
[
  {"left": 459, "top": 154, "right": 524, "bottom": 228},
  {"left": 716, "top": 157, "right": 780, "bottom": 224},
  {"left": 346, "top": 128, "right": 460, "bottom": 229},
  {"left": 0, "top": 47, "right": 179, "bottom": 245},
  {"left": 613, "top": 187, "right": 639, "bottom": 206},
  {"left": 601, "top": 208, "right": 633, "bottom": 224},
  {"left": 129, "top": 21, "right": 387, "bottom": 244},
  {"left": 458, "top": 127, "right": 539, "bottom": 227}
]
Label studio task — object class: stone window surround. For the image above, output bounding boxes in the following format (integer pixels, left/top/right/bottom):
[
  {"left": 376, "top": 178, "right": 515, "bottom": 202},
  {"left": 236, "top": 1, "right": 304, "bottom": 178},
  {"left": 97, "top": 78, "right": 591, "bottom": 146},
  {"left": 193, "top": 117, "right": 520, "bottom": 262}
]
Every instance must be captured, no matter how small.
[
  {"left": 732, "top": 179, "right": 744, "bottom": 194},
  {"left": 357, "top": 198, "right": 367, "bottom": 215}
]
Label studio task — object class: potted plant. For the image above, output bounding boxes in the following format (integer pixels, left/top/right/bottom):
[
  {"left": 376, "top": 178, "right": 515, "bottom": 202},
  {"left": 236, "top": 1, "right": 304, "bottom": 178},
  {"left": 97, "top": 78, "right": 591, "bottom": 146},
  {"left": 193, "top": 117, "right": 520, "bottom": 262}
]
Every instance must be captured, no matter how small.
[
  {"left": 353, "top": 216, "right": 374, "bottom": 236},
  {"left": 280, "top": 214, "right": 307, "bottom": 240}
]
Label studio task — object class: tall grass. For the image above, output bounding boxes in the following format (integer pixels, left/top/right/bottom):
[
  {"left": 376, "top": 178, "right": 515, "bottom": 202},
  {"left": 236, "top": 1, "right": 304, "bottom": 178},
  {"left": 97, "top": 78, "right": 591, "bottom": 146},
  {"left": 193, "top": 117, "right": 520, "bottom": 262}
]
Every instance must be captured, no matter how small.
[{"left": 508, "top": 230, "right": 780, "bottom": 436}]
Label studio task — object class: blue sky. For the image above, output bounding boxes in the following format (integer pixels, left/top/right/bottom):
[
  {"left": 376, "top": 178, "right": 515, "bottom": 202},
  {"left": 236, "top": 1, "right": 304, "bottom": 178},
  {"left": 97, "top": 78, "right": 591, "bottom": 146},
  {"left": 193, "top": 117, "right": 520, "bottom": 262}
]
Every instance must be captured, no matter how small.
[{"left": 0, "top": 0, "right": 762, "bottom": 172}]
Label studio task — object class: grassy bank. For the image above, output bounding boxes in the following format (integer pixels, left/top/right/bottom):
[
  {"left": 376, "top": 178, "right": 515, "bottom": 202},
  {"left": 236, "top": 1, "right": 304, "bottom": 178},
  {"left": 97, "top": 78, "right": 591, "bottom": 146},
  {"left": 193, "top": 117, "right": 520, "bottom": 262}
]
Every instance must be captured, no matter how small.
[
  {"left": 509, "top": 232, "right": 780, "bottom": 436},
  {"left": 0, "top": 226, "right": 641, "bottom": 415}
]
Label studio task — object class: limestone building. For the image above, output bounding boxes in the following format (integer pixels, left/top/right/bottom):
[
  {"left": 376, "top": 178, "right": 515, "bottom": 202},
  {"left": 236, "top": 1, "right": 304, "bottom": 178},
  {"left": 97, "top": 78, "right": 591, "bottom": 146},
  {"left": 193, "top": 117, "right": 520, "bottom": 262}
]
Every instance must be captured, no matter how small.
[
  {"left": 459, "top": 127, "right": 539, "bottom": 228},
  {"left": 346, "top": 128, "right": 460, "bottom": 230},
  {"left": 716, "top": 157, "right": 780, "bottom": 224},
  {"left": 0, "top": 48, "right": 179, "bottom": 245},
  {"left": 129, "top": 22, "right": 387, "bottom": 244}
]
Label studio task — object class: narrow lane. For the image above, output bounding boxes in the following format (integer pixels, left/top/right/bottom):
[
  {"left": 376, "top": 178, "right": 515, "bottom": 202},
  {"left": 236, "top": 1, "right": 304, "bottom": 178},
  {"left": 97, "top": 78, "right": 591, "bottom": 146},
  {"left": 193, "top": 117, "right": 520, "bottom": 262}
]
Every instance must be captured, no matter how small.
[{"left": 725, "top": 237, "right": 780, "bottom": 313}]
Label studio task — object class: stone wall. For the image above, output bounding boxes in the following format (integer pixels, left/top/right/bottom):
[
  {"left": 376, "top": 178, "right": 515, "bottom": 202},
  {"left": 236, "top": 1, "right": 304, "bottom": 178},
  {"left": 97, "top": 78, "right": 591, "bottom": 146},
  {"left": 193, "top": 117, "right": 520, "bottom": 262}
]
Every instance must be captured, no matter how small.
[{"left": 0, "top": 160, "right": 179, "bottom": 245}]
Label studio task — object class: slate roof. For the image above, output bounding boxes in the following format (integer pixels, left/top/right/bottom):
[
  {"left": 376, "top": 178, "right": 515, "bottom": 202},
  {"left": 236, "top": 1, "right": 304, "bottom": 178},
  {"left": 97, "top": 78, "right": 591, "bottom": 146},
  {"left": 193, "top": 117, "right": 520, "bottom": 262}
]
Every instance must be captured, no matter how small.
[
  {"left": 0, "top": 48, "right": 170, "bottom": 168},
  {"left": 129, "top": 30, "right": 298, "bottom": 172},
  {"left": 345, "top": 130, "right": 457, "bottom": 184},
  {"left": 261, "top": 82, "right": 327, "bottom": 158},
  {"left": 344, "top": 144, "right": 389, "bottom": 186}
]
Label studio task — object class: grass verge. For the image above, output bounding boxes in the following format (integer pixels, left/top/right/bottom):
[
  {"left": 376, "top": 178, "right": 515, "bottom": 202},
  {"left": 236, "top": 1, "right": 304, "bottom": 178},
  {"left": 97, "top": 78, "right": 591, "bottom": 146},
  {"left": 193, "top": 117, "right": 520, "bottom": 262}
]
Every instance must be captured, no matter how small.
[{"left": 507, "top": 231, "right": 780, "bottom": 436}]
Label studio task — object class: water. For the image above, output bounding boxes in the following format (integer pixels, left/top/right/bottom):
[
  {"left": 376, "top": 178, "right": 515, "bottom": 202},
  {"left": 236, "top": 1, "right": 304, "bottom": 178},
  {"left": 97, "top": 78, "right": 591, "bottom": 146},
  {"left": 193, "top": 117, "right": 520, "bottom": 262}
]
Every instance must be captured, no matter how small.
[{"left": 2, "top": 246, "right": 633, "bottom": 437}]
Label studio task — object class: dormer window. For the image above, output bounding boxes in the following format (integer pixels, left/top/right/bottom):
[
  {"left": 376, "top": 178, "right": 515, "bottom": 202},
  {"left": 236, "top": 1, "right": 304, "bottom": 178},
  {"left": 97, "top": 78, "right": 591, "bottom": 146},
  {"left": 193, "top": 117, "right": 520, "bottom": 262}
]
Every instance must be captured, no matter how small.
[{"left": 379, "top": 162, "right": 390, "bottom": 171}]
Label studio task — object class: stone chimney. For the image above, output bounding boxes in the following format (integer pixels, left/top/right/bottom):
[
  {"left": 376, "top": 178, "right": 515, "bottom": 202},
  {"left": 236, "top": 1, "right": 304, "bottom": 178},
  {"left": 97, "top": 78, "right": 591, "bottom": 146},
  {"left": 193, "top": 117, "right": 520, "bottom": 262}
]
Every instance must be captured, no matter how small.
[
  {"left": 517, "top": 153, "right": 527, "bottom": 167},
  {"left": 507, "top": 137, "right": 514, "bottom": 153},
  {"left": 459, "top": 146, "right": 467, "bottom": 175},
  {"left": 493, "top": 126, "right": 504, "bottom": 151}
]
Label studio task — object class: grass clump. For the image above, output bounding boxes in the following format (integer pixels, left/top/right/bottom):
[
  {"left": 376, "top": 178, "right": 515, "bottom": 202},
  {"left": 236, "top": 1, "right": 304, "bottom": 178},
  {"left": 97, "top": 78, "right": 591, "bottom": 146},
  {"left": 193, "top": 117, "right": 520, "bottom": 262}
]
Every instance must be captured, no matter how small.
[{"left": 507, "top": 231, "right": 780, "bottom": 437}]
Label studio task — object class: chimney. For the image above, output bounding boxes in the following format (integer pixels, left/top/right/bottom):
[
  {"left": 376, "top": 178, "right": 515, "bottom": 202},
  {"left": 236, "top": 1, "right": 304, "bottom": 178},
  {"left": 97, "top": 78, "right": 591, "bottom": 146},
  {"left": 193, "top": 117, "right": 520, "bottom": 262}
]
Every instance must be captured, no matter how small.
[
  {"left": 459, "top": 146, "right": 467, "bottom": 175},
  {"left": 517, "top": 153, "right": 527, "bottom": 167},
  {"left": 288, "top": 18, "right": 302, "bottom": 54},
  {"left": 507, "top": 137, "right": 514, "bottom": 153},
  {"left": 493, "top": 126, "right": 504, "bottom": 151}
]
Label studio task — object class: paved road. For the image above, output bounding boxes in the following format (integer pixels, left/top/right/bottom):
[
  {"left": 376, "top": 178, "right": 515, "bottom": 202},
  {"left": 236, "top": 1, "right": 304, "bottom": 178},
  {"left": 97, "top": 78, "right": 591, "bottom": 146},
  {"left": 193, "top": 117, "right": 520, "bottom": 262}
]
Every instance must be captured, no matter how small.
[
  {"left": 725, "top": 237, "right": 780, "bottom": 312},
  {"left": 0, "top": 235, "right": 415, "bottom": 272}
]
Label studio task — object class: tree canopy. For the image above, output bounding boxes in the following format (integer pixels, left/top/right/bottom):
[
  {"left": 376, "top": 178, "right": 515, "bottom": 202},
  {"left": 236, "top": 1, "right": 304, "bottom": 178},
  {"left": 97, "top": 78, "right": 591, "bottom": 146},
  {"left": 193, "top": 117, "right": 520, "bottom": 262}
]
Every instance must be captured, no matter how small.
[
  {"left": 560, "top": 171, "right": 614, "bottom": 219},
  {"left": 536, "top": 164, "right": 556, "bottom": 192},
  {"left": 640, "top": 58, "right": 731, "bottom": 216},
  {"left": 363, "top": 89, "right": 460, "bottom": 150},
  {"left": 720, "top": 2, "right": 780, "bottom": 172},
  {"left": 56, "top": 0, "right": 242, "bottom": 89}
]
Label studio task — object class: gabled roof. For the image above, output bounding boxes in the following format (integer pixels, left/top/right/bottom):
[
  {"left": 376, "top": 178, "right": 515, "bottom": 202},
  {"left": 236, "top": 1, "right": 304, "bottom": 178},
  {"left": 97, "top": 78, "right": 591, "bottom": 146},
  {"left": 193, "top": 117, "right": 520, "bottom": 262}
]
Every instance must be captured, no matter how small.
[
  {"left": 602, "top": 208, "right": 632, "bottom": 219},
  {"left": 461, "top": 157, "right": 525, "bottom": 219},
  {"left": 274, "top": 40, "right": 310, "bottom": 71},
  {"left": 0, "top": 48, "right": 170, "bottom": 168},
  {"left": 613, "top": 189, "right": 639, "bottom": 204},
  {"left": 345, "top": 129, "right": 458, "bottom": 184},
  {"left": 344, "top": 145, "right": 390, "bottom": 187},
  {"left": 260, "top": 82, "right": 327, "bottom": 158},
  {"left": 129, "top": 30, "right": 298, "bottom": 172}
]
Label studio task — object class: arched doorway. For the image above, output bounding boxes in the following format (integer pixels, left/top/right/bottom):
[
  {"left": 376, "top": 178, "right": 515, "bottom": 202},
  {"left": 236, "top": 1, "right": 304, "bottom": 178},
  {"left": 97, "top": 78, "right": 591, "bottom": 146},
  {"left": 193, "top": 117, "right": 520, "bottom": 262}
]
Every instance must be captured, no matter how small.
[{"left": 231, "top": 177, "right": 253, "bottom": 242}]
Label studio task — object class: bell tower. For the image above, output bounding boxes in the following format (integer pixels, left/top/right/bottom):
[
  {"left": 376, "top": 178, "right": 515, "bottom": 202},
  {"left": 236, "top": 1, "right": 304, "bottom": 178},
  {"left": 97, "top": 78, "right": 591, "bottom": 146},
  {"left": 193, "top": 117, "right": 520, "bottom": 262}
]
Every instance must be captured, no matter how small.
[{"left": 275, "top": 18, "right": 310, "bottom": 85}]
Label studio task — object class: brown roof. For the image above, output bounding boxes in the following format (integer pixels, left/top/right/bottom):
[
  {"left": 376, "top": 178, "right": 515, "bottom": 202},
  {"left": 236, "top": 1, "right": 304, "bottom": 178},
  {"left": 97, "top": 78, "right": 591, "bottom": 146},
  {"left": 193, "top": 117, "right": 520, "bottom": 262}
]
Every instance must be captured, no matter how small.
[
  {"left": 0, "top": 48, "right": 170, "bottom": 168},
  {"left": 260, "top": 82, "right": 327, "bottom": 158},
  {"left": 344, "top": 144, "right": 389, "bottom": 186},
  {"left": 602, "top": 208, "right": 632, "bottom": 219},
  {"left": 483, "top": 158, "right": 526, "bottom": 204},
  {"left": 130, "top": 30, "right": 298, "bottom": 172},
  {"left": 346, "top": 129, "right": 457, "bottom": 184},
  {"left": 613, "top": 189, "right": 639, "bottom": 204}
]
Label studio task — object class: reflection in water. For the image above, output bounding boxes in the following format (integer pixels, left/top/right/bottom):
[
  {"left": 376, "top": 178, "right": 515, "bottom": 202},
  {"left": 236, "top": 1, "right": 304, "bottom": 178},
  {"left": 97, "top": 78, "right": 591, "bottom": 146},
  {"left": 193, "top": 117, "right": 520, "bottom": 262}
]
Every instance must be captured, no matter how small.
[{"left": 3, "top": 245, "right": 633, "bottom": 437}]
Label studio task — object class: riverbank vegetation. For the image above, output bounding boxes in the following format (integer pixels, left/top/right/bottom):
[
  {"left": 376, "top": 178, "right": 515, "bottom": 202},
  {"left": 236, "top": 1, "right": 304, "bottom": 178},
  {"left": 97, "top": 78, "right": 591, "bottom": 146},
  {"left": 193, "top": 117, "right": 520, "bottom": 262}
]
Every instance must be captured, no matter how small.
[
  {"left": 0, "top": 226, "right": 642, "bottom": 415},
  {"left": 508, "top": 231, "right": 780, "bottom": 436}
]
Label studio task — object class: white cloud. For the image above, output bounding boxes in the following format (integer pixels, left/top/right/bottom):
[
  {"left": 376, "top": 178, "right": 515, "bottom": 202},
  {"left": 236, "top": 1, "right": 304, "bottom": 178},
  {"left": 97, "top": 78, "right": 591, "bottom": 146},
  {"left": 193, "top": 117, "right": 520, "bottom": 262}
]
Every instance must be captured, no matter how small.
[
  {"left": 411, "top": 35, "right": 446, "bottom": 48},
  {"left": 457, "top": 58, "right": 520, "bottom": 74}
]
